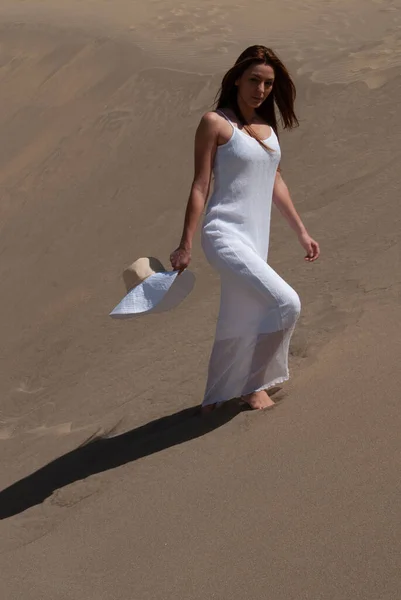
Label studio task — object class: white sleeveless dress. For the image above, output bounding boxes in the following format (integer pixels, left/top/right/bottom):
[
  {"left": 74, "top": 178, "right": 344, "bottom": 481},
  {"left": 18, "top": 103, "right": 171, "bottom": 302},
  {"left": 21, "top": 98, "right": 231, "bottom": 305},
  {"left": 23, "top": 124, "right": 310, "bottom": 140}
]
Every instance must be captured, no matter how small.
[{"left": 201, "top": 111, "right": 301, "bottom": 407}]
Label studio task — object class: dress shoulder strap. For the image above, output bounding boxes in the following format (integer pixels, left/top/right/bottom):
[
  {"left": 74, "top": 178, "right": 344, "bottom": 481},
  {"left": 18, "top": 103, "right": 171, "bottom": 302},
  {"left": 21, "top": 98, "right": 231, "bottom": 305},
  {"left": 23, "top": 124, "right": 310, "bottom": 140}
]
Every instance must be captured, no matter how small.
[{"left": 216, "top": 109, "right": 234, "bottom": 125}]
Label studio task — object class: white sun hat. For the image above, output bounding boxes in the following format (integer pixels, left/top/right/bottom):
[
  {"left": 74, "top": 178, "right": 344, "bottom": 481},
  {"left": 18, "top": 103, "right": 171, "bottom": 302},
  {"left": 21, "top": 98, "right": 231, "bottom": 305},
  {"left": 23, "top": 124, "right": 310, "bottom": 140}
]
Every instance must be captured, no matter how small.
[{"left": 109, "top": 257, "right": 195, "bottom": 318}]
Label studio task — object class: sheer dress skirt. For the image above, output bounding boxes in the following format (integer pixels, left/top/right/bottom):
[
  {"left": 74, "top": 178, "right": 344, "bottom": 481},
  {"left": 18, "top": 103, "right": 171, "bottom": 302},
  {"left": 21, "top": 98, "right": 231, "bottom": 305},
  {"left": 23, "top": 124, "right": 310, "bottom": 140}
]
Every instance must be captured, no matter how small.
[{"left": 201, "top": 229, "right": 301, "bottom": 407}]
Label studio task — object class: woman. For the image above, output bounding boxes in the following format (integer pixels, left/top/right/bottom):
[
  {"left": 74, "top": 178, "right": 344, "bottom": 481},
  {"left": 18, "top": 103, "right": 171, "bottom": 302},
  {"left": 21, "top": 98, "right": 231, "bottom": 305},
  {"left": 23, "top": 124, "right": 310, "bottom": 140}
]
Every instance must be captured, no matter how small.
[{"left": 170, "top": 45, "right": 320, "bottom": 413}]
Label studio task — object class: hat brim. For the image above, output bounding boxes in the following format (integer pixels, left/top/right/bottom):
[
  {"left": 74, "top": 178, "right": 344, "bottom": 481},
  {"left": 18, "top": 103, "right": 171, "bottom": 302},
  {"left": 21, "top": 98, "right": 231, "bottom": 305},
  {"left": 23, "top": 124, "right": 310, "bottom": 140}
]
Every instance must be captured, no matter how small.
[{"left": 109, "top": 270, "right": 195, "bottom": 318}]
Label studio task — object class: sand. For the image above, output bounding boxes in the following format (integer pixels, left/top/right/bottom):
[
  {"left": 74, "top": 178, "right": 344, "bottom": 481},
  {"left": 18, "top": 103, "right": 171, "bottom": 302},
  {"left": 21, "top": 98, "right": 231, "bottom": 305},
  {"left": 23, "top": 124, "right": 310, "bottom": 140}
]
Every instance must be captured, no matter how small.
[{"left": 0, "top": 1, "right": 400, "bottom": 598}]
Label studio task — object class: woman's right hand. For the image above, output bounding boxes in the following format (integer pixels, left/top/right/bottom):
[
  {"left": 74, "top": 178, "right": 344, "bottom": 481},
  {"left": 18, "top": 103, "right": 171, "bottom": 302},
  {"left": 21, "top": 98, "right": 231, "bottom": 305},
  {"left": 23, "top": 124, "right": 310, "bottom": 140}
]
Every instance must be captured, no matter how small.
[{"left": 170, "top": 245, "right": 192, "bottom": 273}]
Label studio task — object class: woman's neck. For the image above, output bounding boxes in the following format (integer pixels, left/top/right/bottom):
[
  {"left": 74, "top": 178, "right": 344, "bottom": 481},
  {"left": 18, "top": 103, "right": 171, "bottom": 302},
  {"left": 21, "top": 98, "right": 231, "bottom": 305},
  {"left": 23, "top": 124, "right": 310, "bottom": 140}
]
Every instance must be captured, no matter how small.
[{"left": 237, "top": 96, "right": 256, "bottom": 123}]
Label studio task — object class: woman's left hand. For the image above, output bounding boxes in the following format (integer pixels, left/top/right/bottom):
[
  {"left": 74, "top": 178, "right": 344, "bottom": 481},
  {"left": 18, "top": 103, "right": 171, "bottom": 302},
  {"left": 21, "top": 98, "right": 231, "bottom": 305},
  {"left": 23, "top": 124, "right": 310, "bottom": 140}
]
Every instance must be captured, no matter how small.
[{"left": 298, "top": 231, "right": 320, "bottom": 262}]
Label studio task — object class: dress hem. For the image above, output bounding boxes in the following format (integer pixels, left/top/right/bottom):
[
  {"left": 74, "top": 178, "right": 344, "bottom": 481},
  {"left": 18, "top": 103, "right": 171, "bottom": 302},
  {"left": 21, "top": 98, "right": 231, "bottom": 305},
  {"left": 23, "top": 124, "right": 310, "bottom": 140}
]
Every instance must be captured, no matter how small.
[{"left": 201, "top": 372, "right": 290, "bottom": 408}]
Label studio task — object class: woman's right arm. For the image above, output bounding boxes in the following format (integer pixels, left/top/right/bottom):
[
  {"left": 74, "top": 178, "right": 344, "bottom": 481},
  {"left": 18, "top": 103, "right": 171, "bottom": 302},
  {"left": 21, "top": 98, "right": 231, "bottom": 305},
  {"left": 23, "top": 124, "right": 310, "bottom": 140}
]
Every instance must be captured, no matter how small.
[{"left": 170, "top": 112, "right": 219, "bottom": 272}]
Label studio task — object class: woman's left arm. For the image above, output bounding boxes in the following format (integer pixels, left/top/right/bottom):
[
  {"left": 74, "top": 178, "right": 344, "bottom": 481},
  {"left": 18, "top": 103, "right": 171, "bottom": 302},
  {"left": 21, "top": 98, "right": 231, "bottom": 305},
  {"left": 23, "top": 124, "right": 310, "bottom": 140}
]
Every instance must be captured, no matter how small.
[{"left": 272, "top": 170, "right": 320, "bottom": 262}]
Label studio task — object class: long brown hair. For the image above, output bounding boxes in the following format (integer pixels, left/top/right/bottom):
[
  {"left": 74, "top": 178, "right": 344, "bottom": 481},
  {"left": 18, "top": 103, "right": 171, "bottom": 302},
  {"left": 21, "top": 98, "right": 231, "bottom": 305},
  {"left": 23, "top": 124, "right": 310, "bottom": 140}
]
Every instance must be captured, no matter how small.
[{"left": 215, "top": 45, "right": 299, "bottom": 151}]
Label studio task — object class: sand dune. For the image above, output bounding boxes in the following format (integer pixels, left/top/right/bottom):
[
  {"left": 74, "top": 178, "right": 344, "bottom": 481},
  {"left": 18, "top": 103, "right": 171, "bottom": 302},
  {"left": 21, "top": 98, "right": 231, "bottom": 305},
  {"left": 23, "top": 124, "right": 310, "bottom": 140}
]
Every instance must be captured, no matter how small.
[{"left": 1, "top": 2, "right": 400, "bottom": 598}]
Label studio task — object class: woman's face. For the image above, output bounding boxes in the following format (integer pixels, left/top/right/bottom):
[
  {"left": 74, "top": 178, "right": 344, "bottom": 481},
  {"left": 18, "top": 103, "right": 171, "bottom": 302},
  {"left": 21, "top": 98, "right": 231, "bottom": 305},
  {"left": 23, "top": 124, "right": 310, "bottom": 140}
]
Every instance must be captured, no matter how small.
[{"left": 236, "top": 63, "right": 275, "bottom": 108}]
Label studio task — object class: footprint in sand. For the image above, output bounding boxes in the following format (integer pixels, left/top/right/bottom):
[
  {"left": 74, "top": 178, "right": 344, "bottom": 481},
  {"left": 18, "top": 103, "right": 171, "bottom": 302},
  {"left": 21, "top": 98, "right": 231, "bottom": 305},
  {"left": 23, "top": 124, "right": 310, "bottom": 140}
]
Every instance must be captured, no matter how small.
[
  {"left": 0, "top": 419, "right": 73, "bottom": 438},
  {"left": 27, "top": 422, "right": 73, "bottom": 436},
  {"left": 48, "top": 477, "right": 103, "bottom": 508},
  {"left": 132, "top": 0, "right": 236, "bottom": 57},
  {"left": 0, "top": 428, "right": 13, "bottom": 440},
  {"left": 95, "top": 108, "right": 133, "bottom": 134},
  {"left": 14, "top": 383, "right": 43, "bottom": 395},
  {"left": 26, "top": 418, "right": 124, "bottom": 439},
  {"left": 297, "top": 31, "right": 401, "bottom": 89},
  {"left": 290, "top": 335, "right": 309, "bottom": 360}
]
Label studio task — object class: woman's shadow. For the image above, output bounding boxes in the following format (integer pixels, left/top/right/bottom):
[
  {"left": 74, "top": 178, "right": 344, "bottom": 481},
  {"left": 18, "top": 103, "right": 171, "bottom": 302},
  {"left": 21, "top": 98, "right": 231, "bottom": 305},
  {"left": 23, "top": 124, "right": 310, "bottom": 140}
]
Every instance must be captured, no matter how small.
[{"left": 0, "top": 401, "right": 242, "bottom": 519}]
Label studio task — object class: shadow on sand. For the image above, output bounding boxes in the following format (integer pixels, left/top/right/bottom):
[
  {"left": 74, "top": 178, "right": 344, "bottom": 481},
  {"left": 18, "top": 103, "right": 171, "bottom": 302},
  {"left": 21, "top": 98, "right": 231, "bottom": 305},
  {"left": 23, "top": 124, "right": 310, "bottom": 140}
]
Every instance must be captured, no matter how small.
[{"left": 0, "top": 401, "right": 242, "bottom": 519}]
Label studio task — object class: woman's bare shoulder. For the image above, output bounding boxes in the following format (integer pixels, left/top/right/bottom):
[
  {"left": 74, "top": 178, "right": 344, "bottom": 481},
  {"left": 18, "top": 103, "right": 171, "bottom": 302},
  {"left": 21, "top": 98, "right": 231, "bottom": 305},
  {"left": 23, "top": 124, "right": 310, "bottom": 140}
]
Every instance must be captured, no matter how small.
[
  {"left": 204, "top": 110, "right": 223, "bottom": 120},
  {"left": 199, "top": 110, "right": 223, "bottom": 128},
  {"left": 195, "top": 111, "right": 224, "bottom": 142}
]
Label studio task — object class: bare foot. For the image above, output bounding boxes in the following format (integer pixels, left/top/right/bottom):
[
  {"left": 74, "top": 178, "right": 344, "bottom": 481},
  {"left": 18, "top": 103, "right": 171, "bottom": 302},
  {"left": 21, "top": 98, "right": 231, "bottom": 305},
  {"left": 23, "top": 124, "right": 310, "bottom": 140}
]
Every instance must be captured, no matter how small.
[
  {"left": 201, "top": 403, "right": 216, "bottom": 416},
  {"left": 242, "top": 390, "right": 275, "bottom": 410}
]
